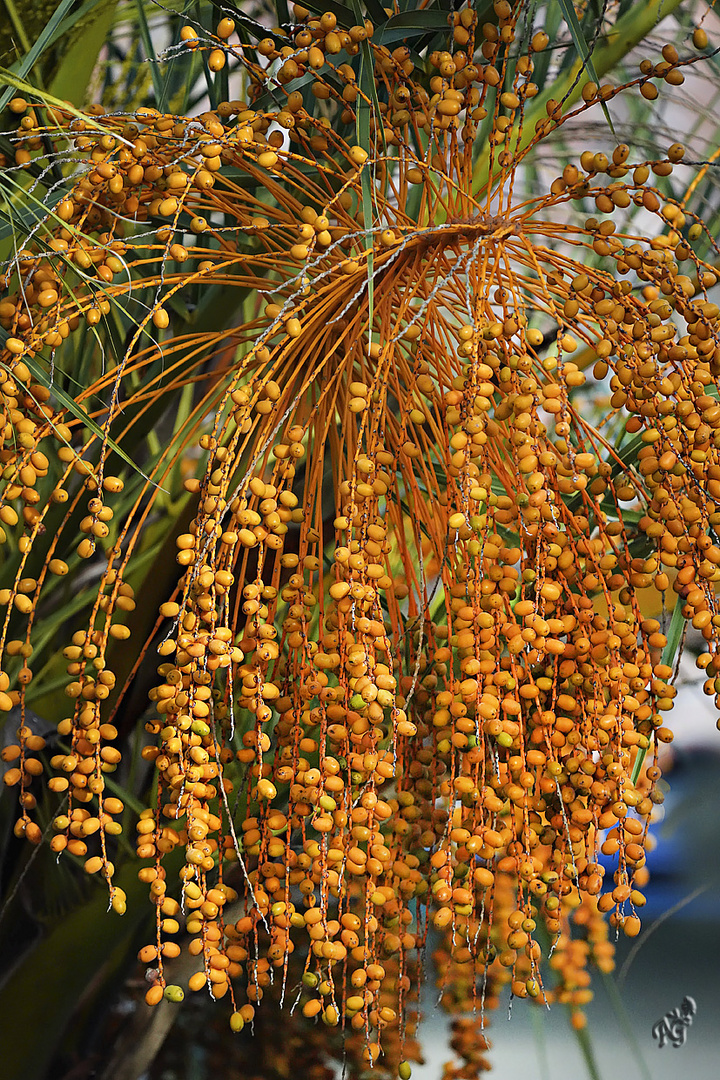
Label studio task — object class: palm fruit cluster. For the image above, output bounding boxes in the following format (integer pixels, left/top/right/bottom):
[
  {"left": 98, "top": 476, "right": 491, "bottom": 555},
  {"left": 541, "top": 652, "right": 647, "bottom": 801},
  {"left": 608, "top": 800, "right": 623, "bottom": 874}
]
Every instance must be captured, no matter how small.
[{"left": 0, "top": 2, "right": 718, "bottom": 1074}]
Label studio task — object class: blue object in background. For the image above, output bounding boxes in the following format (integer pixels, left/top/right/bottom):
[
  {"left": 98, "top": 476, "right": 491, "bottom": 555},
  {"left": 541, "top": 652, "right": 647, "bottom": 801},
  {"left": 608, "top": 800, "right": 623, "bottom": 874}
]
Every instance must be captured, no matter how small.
[{"left": 596, "top": 748, "right": 720, "bottom": 922}]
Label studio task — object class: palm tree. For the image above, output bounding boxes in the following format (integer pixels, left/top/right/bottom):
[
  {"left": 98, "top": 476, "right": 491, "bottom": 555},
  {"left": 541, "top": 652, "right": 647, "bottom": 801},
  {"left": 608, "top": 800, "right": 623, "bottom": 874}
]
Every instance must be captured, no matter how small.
[{"left": 1, "top": 2, "right": 718, "bottom": 1077}]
